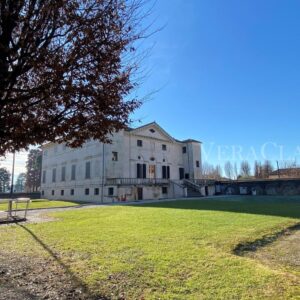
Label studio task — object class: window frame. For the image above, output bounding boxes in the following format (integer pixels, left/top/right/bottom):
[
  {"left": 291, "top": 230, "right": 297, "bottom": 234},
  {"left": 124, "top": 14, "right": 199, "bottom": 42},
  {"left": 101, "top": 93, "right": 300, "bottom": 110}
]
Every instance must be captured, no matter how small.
[
  {"left": 52, "top": 168, "right": 56, "bottom": 183},
  {"left": 61, "top": 166, "right": 66, "bottom": 182},
  {"left": 42, "top": 170, "right": 46, "bottom": 184},
  {"left": 112, "top": 151, "right": 118, "bottom": 161},
  {"left": 85, "top": 161, "right": 91, "bottom": 179},
  {"left": 162, "top": 165, "right": 170, "bottom": 179},
  {"left": 71, "top": 164, "right": 76, "bottom": 181},
  {"left": 108, "top": 187, "right": 114, "bottom": 196},
  {"left": 137, "top": 163, "right": 147, "bottom": 179}
]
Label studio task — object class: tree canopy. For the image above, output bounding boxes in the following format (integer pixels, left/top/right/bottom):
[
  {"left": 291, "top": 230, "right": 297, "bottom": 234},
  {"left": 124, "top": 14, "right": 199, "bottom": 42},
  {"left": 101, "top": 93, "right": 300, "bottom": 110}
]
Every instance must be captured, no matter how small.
[
  {"left": 0, "top": 167, "right": 10, "bottom": 192},
  {"left": 25, "top": 149, "right": 42, "bottom": 192},
  {"left": 0, "top": 0, "right": 147, "bottom": 155}
]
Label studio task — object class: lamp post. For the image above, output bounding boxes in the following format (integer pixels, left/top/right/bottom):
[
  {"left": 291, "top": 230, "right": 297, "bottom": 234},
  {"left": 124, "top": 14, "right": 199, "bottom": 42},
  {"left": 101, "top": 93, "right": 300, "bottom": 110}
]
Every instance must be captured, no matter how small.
[
  {"left": 101, "top": 143, "right": 105, "bottom": 204},
  {"left": 10, "top": 152, "right": 15, "bottom": 198},
  {"left": 8, "top": 152, "right": 15, "bottom": 218}
]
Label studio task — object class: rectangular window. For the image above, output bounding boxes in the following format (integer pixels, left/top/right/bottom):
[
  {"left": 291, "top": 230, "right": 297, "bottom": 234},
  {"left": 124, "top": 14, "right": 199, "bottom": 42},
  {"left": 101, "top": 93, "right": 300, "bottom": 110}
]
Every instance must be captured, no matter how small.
[
  {"left": 70, "top": 189, "right": 74, "bottom": 196},
  {"left": 108, "top": 187, "right": 114, "bottom": 196},
  {"left": 137, "top": 139, "right": 143, "bottom": 147},
  {"left": 61, "top": 190, "right": 64, "bottom": 196},
  {"left": 94, "top": 188, "right": 99, "bottom": 195},
  {"left": 196, "top": 160, "right": 200, "bottom": 168},
  {"left": 85, "top": 188, "right": 89, "bottom": 195},
  {"left": 42, "top": 170, "right": 46, "bottom": 184},
  {"left": 61, "top": 166, "right": 66, "bottom": 181},
  {"left": 137, "top": 163, "right": 146, "bottom": 178},
  {"left": 71, "top": 164, "right": 76, "bottom": 180},
  {"left": 182, "top": 147, "right": 187, "bottom": 154},
  {"left": 51, "top": 190, "right": 55, "bottom": 196},
  {"left": 179, "top": 168, "right": 184, "bottom": 180},
  {"left": 85, "top": 161, "right": 91, "bottom": 179},
  {"left": 162, "top": 166, "right": 170, "bottom": 179},
  {"left": 41, "top": 190, "right": 44, "bottom": 196},
  {"left": 162, "top": 186, "right": 168, "bottom": 194},
  {"left": 52, "top": 168, "right": 56, "bottom": 183},
  {"left": 162, "top": 144, "right": 167, "bottom": 151},
  {"left": 112, "top": 151, "right": 118, "bottom": 161}
]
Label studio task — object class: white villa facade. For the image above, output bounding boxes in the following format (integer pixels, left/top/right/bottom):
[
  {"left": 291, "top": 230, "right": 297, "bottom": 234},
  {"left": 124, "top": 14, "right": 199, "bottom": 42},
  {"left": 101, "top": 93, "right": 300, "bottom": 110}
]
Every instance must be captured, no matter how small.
[{"left": 41, "top": 122, "right": 207, "bottom": 202}]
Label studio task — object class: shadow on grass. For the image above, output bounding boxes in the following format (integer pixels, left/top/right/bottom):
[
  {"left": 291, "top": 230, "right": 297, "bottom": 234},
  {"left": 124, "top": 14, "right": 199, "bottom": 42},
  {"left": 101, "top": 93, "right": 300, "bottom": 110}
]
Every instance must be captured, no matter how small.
[
  {"left": 17, "top": 223, "right": 108, "bottom": 300},
  {"left": 129, "top": 196, "right": 300, "bottom": 219}
]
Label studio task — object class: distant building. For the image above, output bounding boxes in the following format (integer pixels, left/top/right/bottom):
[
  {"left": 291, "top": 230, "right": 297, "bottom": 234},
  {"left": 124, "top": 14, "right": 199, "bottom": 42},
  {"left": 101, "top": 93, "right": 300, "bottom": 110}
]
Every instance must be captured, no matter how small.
[
  {"left": 269, "top": 168, "right": 300, "bottom": 179},
  {"left": 41, "top": 122, "right": 206, "bottom": 202}
]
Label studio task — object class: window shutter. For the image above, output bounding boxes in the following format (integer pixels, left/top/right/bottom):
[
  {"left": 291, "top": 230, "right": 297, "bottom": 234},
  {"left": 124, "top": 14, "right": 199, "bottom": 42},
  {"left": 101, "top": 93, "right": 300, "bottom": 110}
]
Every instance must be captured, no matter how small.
[
  {"left": 143, "top": 164, "right": 146, "bottom": 178},
  {"left": 137, "top": 163, "right": 141, "bottom": 178},
  {"left": 162, "top": 166, "right": 166, "bottom": 179},
  {"left": 167, "top": 166, "right": 170, "bottom": 179}
]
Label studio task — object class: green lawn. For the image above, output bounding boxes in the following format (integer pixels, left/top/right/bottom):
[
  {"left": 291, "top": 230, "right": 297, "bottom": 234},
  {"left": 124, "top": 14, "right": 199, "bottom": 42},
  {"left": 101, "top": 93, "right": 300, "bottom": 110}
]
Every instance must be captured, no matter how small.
[
  {"left": 0, "top": 199, "right": 79, "bottom": 211},
  {"left": 1, "top": 196, "right": 300, "bottom": 299}
]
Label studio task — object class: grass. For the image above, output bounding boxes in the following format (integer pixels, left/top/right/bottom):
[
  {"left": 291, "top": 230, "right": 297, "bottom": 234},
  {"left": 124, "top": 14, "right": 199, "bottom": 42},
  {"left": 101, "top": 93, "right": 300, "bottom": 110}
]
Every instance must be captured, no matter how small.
[
  {"left": 0, "top": 199, "right": 79, "bottom": 211},
  {"left": 0, "top": 196, "right": 300, "bottom": 299}
]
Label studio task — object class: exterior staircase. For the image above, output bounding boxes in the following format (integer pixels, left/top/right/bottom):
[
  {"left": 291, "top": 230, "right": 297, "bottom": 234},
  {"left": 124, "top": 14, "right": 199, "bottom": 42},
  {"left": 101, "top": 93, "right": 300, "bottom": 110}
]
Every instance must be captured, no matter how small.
[{"left": 183, "top": 180, "right": 204, "bottom": 198}]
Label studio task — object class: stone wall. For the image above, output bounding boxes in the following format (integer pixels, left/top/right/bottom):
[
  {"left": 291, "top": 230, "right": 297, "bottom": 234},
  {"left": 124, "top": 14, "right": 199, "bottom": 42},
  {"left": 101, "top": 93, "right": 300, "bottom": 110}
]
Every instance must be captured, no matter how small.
[{"left": 216, "top": 179, "right": 300, "bottom": 196}]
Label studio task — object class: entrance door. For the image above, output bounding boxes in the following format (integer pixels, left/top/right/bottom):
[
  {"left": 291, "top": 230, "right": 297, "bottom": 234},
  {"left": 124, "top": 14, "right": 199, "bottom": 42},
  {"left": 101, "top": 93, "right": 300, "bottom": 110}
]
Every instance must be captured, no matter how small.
[
  {"left": 179, "top": 168, "right": 184, "bottom": 180},
  {"left": 205, "top": 186, "right": 209, "bottom": 196},
  {"left": 149, "top": 165, "right": 156, "bottom": 179},
  {"left": 137, "top": 187, "right": 143, "bottom": 200}
]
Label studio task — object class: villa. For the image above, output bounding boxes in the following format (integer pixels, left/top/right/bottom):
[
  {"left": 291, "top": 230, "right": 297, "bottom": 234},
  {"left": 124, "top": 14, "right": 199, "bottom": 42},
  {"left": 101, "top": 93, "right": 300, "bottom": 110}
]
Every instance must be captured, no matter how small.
[{"left": 40, "top": 122, "right": 207, "bottom": 202}]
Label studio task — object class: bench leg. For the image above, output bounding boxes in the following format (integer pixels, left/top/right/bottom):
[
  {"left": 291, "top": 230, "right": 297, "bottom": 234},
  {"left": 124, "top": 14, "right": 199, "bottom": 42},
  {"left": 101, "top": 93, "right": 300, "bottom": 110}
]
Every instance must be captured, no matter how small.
[{"left": 7, "top": 201, "right": 12, "bottom": 219}]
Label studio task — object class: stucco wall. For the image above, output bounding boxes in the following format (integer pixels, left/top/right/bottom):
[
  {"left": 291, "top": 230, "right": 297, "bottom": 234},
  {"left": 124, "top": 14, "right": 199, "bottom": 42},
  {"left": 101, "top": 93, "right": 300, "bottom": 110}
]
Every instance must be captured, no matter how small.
[{"left": 41, "top": 123, "right": 201, "bottom": 202}]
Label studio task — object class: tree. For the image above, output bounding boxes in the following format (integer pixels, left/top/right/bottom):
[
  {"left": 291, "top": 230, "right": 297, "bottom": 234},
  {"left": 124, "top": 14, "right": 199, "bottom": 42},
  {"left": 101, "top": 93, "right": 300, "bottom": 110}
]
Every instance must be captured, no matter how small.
[
  {"left": 25, "top": 149, "right": 42, "bottom": 192},
  {"left": 224, "top": 161, "right": 233, "bottom": 180},
  {"left": 262, "top": 160, "right": 273, "bottom": 178},
  {"left": 0, "top": 0, "right": 149, "bottom": 155},
  {"left": 254, "top": 161, "right": 262, "bottom": 178},
  {"left": 233, "top": 162, "right": 239, "bottom": 180},
  {"left": 240, "top": 160, "right": 251, "bottom": 178},
  {"left": 15, "top": 172, "right": 26, "bottom": 192},
  {"left": 214, "top": 165, "right": 222, "bottom": 180},
  {"left": 201, "top": 162, "right": 222, "bottom": 180},
  {"left": 0, "top": 167, "right": 11, "bottom": 192}
]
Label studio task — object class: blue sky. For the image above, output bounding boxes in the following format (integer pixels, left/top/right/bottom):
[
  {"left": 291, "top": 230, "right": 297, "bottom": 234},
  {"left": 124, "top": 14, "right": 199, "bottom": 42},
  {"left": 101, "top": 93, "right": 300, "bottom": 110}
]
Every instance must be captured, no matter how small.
[
  {"left": 132, "top": 0, "right": 300, "bottom": 169},
  {"left": 2, "top": 0, "right": 300, "bottom": 177}
]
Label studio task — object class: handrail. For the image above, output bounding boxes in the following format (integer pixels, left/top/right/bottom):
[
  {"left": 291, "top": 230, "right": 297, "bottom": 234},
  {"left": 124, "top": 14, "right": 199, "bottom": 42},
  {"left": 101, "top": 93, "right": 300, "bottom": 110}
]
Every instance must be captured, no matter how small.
[
  {"left": 170, "top": 180, "right": 185, "bottom": 189},
  {"left": 188, "top": 179, "right": 216, "bottom": 186},
  {"left": 183, "top": 179, "right": 202, "bottom": 193},
  {"left": 105, "top": 178, "right": 170, "bottom": 186}
]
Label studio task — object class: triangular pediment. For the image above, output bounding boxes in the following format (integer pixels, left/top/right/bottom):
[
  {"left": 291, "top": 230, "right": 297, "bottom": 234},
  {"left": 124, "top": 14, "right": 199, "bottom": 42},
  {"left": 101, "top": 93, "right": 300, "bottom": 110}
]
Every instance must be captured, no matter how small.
[{"left": 128, "top": 122, "right": 176, "bottom": 143}]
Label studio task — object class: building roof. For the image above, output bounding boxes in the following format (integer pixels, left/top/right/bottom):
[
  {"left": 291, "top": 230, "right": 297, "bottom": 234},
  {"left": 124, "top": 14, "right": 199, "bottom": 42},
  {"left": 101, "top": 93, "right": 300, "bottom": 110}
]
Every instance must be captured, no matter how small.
[
  {"left": 178, "top": 139, "right": 202, "bottom": 144},
  {"left": 42, "top": 121, "right": 201, "bottom": 148},
  {"left": 128, "top": 121, "right": 202, "bottom": 144}
]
